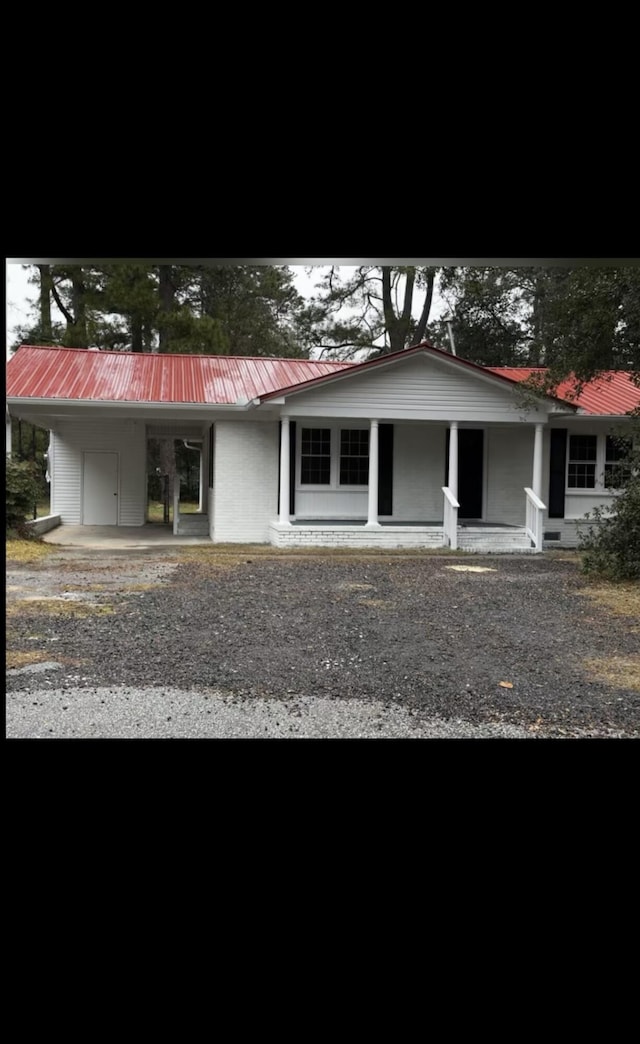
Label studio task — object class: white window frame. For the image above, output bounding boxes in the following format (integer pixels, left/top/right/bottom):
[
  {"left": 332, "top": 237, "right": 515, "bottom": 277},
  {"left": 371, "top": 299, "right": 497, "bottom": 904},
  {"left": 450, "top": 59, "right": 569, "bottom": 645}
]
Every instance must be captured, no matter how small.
[
  {"left": 567, "top": 433, "right": 599, "bottom": 490},
  {"left": 297, "top": 423, "right": 370, "bottom": 492},
  {"left": 566, "top": 432, "right": 633, "bottom": 493},
  {"left": 299, "top": 426, "right": 332, "bottom": 487}
]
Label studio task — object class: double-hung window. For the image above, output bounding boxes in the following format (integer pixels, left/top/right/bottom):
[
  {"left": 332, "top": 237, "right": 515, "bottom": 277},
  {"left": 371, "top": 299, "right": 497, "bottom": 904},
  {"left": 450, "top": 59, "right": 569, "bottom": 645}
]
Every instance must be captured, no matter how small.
[
  {"left": 300, "top": 428, "right": 331, "bottom": 485},
  {"left": 604, "top": 435, "right": 632, "bottom": 489},
  {"left": 339, "top": 429, "right": 369, "bottom": 486},
  {"left": 567, "top": 433, "right": 634, "bottom": 490},
  {"left": 567, "top": 436, "right": 597, "bottom": 488},
  {"left": 299, "top": 426, "right": 371, "bottom": 487}
]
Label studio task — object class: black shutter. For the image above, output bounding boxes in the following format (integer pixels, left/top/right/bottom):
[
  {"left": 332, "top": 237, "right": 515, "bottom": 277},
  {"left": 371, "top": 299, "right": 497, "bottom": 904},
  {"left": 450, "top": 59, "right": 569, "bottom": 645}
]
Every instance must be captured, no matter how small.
[
  {"left": 208, "top": 425, "right": 214, "bottom": 488},
  {"left": 378, "top": 424, "right": 394, "bottom": 516},
  {"left": 289, "top": 421, "right": 297, "bottom": 516},
  {"left": 548, "top": 429, "right": 567, "bottom": 518}
]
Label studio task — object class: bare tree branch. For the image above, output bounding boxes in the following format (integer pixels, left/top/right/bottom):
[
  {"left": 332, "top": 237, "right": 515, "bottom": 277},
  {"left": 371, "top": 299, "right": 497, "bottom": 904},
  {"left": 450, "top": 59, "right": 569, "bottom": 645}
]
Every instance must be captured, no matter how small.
[
  {"left": 50, "top": 280, "right": 75, "bottom": 325},
  {"left": 410, "top": 270, "right": 435, "bottom": 346}
]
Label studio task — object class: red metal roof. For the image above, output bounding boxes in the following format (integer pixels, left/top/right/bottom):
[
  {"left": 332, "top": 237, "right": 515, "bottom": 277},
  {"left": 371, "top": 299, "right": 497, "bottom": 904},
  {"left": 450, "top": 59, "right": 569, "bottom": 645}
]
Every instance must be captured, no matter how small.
[
  {"left": 489, "top": 368, "right": 640, "bottom": 416},
  {"left": 6, "top": 344, "right": 638, "bottom": 417},
  {"left": 6, "top": 346, "right": 353, "bottom": 405}
]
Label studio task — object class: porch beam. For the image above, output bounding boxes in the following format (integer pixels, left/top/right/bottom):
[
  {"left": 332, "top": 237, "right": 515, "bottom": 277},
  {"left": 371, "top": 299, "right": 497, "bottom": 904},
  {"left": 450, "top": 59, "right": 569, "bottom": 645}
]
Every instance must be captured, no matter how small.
[
  {"left": 365, "top": 419, "right": 381, "bottom": 528},
  {"left": 448, "top": 422, "right": 458, "bottom": 498},
  {"left": 532, "top": 422, "right": 544, "bottom": 499},
  {"left": 278, "top": 416, "right": 292, "bottom": 524}
]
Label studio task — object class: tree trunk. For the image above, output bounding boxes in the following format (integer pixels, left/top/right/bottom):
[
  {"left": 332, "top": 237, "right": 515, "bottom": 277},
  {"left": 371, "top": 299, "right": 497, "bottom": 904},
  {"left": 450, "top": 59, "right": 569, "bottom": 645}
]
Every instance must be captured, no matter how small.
[
  {"left": 158, "top": 266, "right": 175, "bottom": 353},
  {"left": 159, "top": 439, "right": 177, "bottom": 505},
  {"left": 410, "top": 271, "right": 435, "bottom": 346},
  {"left": 38, "top": 265, "right": 53, "bottom": 342},
  {"left": 66, "top": 269, "right": 88, "bottom": 347},
  {"left": 131, "top": 315, "right": 143, "bottom": 353},
  {"left": 381, "top": 267, "right": 415, "bottom": 353},
  {"left": 530, "top": 273, "right": 545, "bottom": 365}
]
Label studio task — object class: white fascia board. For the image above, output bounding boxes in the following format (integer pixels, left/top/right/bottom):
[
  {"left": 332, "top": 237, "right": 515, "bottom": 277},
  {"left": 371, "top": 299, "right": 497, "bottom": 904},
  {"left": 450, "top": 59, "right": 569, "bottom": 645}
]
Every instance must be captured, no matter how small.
[
  {"left": 5, "top": 398, "right": 248, "bottom": 423},
  {"left": 550, "top": 413, "right": 635, "bottom": 426}
]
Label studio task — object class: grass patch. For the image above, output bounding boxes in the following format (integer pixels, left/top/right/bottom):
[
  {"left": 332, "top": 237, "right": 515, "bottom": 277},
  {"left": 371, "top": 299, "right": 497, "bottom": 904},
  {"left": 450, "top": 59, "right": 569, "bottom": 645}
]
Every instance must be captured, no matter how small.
[
  {"left": 579, "top": 581, "right": 640, "bottom": 620},
  {"left": 6, "top": 538, "right": 56, "bottom": 564},
  {"left": 119, "top": 582, "right": 162, "bottom": 592},
  {"left": 6, "top": 599, "right": 115, "bottom": 618},
  {"left": 62, "top": 583, "right": 107, "bottom": 592},
  {"left": 170, "top": 544, "right": 467, "bottom": 564},
  {"left": 147, "top": 500, "right": 200, "bottom": 522},
  {"left": 583, "top": 655, "right": 640, "bottom": 693},
  {"left": 6, "top": 650, "right": 52, "bottom": 669}
]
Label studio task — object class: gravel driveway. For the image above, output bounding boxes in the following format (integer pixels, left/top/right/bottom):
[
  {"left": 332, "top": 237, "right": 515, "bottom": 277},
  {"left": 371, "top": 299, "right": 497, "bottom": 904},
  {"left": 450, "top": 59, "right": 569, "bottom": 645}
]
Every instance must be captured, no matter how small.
[{"left": 6, "top": 546, "right": 640, "bottom": 739}]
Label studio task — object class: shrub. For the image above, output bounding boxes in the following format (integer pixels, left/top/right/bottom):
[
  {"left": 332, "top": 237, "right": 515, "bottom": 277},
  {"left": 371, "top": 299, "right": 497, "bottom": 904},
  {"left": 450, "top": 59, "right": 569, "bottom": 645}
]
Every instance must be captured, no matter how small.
[
  {"left": 580, "top": 435, "right": 640, "bottom": 582},
  {"left": 5, "top": 459, "right": 42, "bottom": 533}
]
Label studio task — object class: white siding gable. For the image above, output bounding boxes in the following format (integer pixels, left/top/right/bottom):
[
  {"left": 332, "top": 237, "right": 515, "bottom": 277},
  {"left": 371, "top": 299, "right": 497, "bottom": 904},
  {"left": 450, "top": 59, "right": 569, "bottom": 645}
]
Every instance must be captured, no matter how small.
[{"left": 281, "top": 353, "right": 551, "bottom": 423}]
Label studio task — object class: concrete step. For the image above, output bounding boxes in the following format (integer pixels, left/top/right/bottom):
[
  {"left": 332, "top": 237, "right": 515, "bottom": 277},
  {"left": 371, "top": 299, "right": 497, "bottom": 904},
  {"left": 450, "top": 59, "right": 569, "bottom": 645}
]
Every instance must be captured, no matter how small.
[
  {"left": 458, "top": 528, "right": 533, "bottom": 553},
  {"left": 176, "top": 514, "right": 209, "bottom": 536}
]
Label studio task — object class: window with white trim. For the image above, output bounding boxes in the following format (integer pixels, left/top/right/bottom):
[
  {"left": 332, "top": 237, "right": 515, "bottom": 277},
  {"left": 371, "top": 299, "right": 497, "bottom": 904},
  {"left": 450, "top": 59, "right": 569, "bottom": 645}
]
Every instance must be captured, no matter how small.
[
  {"left": 300, "top": 428, "right": 331, "bottom": 485},
  {"left": 339, "top": 429, "right": 369, "bottom": 485},
  {"left": 568, "top": 435, "right": 597, "bottom": 488},
  {"left": 566, "top": 432, "right": 634, "bottom": 491},
  {"left": 604, "top": 435, "right": 633, "bottom": 489},
  {"left": 298, "top": 425, "right": 371, "bottom": 488}
]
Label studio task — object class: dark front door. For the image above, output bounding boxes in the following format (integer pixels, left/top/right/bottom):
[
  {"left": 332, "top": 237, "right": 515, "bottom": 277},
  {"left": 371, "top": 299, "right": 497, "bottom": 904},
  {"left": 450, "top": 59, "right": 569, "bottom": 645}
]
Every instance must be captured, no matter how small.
[{"left": 446, "top": 429, "right": 484, "bottom": 519}]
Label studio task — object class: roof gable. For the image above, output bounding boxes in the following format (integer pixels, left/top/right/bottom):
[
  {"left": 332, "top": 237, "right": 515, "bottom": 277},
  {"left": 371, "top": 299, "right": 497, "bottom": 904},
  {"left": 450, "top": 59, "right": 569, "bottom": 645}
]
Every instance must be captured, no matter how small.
[
  {"left": 258, "top": 343, "right": 573, "bottom": 420},
  {"left": 259, "top": 341, "right": 536, "bottom": 402}
]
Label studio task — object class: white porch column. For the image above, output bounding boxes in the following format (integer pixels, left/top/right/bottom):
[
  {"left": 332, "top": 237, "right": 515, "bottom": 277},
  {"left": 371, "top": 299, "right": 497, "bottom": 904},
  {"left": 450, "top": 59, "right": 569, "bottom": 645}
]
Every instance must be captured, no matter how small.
[
  {"left": 448, "top": 422, "right": 458, "bottom": 498},
  {"left": 279, "top": 416, "right": 292, "bottom": 524},
  {"left": 365, "top": 419, "right": 381, "bottom": 528},
  {"left": 6, "top": 409, "right": 12, "bottom": 458},
  {"left": 198, "top": 448, "right": 205, "bottom": 512},
  {"left": 532, "top": 423, "right": 544, "bottom": 499}
]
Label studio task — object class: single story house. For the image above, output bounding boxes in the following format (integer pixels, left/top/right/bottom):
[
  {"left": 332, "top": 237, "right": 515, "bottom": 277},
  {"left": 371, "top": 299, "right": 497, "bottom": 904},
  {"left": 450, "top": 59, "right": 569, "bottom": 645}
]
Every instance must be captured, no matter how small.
[{"left": 6, "top": 342, "right": 639, "bottom": 552}]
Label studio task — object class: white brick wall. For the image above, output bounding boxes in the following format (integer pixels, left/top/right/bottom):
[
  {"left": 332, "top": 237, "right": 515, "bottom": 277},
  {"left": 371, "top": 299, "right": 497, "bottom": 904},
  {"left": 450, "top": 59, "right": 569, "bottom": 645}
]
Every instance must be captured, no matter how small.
[
  {"left": 213, "top": 421, "right": 279, "bottom": 542},
  {"left": 542, "top": 518, "right": 599, "bottom": 548},
  {"left": 269, "top": 523, "right": 444, "bottom": 549},
  {"left": 392, "top": 424, "right": 446, "bottom": 520},
  {"left": 486, "top": 427, "right": 532, "bottom": 525}
]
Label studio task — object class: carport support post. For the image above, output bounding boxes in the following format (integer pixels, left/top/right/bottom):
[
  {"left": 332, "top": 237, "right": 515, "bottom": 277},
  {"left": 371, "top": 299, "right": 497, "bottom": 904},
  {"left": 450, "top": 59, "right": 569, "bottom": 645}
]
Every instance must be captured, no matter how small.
[
  {"left": 533, "top": 422, "right": 544, "bottom": 499},
  {"left": 279, "top": 416, "right": 292, "bottom": 524},
  {"left": 366, "top": 419, "right": 381, "bottom": 528},
  {"left": 448, "top": 422, "right": 458, "bottom": 498},
  {"left": 6, "top": 409, "right": 11, "bottom": 458}
]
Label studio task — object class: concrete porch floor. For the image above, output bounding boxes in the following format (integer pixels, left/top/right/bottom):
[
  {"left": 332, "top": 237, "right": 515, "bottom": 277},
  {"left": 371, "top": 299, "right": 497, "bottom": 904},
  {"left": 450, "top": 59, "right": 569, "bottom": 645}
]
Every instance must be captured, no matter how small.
[{"left": 40, "top": 524, "right": 212, "bottom": 549}]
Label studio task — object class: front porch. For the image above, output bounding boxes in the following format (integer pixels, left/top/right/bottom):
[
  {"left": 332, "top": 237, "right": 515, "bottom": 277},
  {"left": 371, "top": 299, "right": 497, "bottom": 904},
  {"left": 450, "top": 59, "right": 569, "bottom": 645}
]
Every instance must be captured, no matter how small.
[{"left": 274, "top": 415, "right": 548, "bottom": 553}]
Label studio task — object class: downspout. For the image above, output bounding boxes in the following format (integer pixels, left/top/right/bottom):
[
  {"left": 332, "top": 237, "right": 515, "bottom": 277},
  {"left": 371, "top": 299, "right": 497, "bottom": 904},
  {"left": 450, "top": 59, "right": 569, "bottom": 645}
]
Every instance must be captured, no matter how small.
[{"left": 183, "top": 440, "right": 203, "bottom": 513}]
